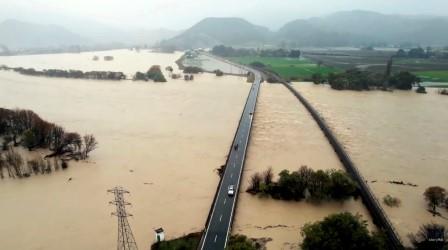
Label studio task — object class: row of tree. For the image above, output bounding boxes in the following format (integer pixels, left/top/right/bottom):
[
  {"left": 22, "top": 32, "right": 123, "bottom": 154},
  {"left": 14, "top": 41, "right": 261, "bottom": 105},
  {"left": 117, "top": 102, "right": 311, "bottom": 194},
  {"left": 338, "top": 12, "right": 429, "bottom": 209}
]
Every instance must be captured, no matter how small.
[
  {"left": 0, "top": 66, "right": 126, "bottom": 80},
  {"left": 0, "top": 108, "right": 97, "bottom": 161},
  {"left": 0, "top": 149, "right": 68, "bottom": 179},
  {"left": 211, "top": 45, "right": 301, "bottom": 58},
  {"left": 301, "top": 212, "right": 448, "bottom": 250},
  {"left": 312, "top": 69, "right": 422, "bottom": 91},
  {"left": 247, "top": 166, "right": 358, "bottom": 201}
]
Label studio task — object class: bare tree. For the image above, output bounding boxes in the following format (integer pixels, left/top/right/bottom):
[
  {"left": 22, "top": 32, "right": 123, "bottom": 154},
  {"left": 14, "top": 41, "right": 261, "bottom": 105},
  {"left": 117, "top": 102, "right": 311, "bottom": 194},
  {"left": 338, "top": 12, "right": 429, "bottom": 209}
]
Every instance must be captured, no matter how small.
[
  {"left": 263, "top": 167, "right": 274, "bottom": 186},
  {"left": 247, "top": 173, "right": 262, "bottom": 193},
  {"left": 298, "top": 165, "right": 314, "bottom": 185},
  {"left": 82, "top": 134, "right": 98, "bottom": 159},
  {"left": 0, "top": 153, "right": 4, "bottom": 179},
  {"left": 4, "top": 149, "right": 23, "bottom": 178},
  {"left": 46, "top": 159, "right": 53, "bottom": 172},
  {"left": 53, "top": 157, "right": 60, "bottom": 170},
  {"left": 27, "top": 159, "right": 39, "bottom": 175}
]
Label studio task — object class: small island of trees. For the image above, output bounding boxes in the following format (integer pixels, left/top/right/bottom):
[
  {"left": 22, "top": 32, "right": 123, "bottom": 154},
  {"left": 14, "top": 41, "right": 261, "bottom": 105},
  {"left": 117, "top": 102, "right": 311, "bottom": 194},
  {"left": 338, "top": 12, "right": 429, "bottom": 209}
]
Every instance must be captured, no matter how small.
[
  {"left": 247, "top": 166, "right": 358, "bottom": 202},
  {"left": 0, "top": 108, "right": 97, "bottom": 179},
  {"left": 133, "top": 65, "right": 167, "bottom": 82}
]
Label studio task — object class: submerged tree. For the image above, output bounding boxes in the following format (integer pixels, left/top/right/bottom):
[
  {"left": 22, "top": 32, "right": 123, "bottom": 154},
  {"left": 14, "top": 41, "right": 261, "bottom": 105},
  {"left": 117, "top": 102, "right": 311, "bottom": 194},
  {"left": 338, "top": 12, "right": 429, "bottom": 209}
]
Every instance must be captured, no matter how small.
[
  {"left": 409, "top": 223, "right": 447, "bottom": 250},
  {"left": 389, "top": 71, "right": 421, "bottom": 90},
  {"left": 262, "top": 167, "right": 273, "bottom": 186},
  {"left": 82, "top": 134, "right": 98, "bottom": 159},
  {"left": 424, "top": 186, "right": 447, "bottom": 215},
  {"left": 4, "top": 149, "right": 24, "bottom": 178},
  {"left": 0, "top": 153, "right": 5, "bottom": 178},
  {"left": 301, "top": 212, "right": 386, "bottom": 250},
  {"left": 311, "top": 73, "right": 324, "bottom": 84},
  {"left": 247, "top": 173, "right": 262, "bottom": 193}
]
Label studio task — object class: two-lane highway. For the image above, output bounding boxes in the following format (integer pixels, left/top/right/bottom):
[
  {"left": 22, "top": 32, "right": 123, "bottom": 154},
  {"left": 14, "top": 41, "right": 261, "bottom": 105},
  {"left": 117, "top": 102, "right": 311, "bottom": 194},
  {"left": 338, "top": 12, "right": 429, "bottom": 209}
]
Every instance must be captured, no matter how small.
[{"left": 200, "top": 68, "right": 262, "bottom": 250}]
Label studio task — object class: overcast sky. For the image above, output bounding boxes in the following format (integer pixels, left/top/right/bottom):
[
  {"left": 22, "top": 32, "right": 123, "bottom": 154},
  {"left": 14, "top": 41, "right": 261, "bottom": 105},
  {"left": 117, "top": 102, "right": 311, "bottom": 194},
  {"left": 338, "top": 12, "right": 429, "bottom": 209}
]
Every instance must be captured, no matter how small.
[{"left": 1, "top": 0, "right": 447, "bottom": 30}]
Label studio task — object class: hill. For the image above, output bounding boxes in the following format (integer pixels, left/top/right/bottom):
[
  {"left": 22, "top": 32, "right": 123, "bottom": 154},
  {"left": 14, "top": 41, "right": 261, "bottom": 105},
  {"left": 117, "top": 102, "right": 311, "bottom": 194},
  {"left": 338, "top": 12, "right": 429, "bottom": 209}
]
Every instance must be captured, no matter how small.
[
  {"left": 277, "top": 10, "right": 448, "bottom": 47},
  {"left": 0, "top": 19, "right": 88, "bottom": 50},
  {"left": 163, "top": 11, "right": 448, "bottom": 49},
  {"left": 162, "top": 17, "right": 271, "bottom": 49}
]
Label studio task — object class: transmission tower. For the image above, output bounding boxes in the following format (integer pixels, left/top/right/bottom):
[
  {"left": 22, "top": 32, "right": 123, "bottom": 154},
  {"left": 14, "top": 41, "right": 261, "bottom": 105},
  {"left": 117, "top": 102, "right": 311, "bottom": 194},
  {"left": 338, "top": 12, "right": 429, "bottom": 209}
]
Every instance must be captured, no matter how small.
[{"left": 108, "top": 187, "right": 139, "bottom": 250}]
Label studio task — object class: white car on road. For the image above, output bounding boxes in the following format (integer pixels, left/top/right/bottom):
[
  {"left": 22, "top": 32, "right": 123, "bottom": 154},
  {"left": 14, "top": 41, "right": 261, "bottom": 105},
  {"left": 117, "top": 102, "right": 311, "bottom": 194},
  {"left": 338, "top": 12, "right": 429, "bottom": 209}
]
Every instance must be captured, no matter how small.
[{"left": 228, "top": 185, "right": 235, "bottom": 196}]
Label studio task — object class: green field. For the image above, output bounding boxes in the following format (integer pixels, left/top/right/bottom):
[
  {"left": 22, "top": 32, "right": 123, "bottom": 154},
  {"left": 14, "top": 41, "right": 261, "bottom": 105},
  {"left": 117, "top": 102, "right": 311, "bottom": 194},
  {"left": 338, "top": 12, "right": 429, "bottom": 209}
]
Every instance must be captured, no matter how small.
[
  {"left": 228, "top": 56, "right": 340, "bottom": 80},
  {"left": 415, "top": 70, "right": 448, "bottom": 83}
]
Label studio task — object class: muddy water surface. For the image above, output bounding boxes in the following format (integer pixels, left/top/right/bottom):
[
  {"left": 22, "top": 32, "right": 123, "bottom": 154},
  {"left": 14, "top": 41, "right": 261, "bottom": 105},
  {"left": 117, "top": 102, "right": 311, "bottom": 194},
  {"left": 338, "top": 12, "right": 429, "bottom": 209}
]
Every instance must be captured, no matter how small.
[
  {"left": 233, "top": 84, "right": 372, "bottom": 249},
  {"left": 0, "top": 49, "right": 182, "bottom": 76},
  {"left": 294, "top": 82, "right": 448, "bottom": 246},
  {"left": 0, "top": 51, "right": 250, "bottom": 250}
]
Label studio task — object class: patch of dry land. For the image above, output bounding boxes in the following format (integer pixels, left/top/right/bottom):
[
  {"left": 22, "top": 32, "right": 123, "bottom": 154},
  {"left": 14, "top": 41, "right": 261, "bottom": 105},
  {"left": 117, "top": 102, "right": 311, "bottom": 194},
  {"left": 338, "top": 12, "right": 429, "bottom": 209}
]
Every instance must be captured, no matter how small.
[
  {"left": 0, "top": 50, "right": 250, "bottom": 250},
  {"left": 233, "top": 83, "right": 373, "bottom": 250},
  {"left": 293, "top": 82, "right": 448, "bottom": 247}
]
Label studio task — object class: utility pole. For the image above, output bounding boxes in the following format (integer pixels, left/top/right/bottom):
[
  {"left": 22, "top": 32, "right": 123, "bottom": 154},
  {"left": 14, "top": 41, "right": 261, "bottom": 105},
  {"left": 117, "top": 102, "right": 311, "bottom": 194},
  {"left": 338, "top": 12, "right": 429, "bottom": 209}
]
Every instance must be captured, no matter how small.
[{"left": 108, "top": 187, "right": 139, "bottom": 250}]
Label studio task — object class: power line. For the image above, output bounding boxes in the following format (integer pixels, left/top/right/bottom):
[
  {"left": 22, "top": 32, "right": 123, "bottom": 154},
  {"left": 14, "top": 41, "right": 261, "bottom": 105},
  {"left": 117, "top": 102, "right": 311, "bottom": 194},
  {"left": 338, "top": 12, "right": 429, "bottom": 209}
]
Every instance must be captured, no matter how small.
[{"left": 108, "top": 187, "right": 139, "bottom": 250}]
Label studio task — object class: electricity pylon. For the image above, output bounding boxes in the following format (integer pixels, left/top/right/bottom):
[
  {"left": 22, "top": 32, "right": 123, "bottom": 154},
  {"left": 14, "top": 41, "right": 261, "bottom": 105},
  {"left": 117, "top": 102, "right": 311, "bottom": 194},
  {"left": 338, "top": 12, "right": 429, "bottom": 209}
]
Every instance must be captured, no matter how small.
[{"left": 108, "top": 187, "right": 138, "bottom": 250}]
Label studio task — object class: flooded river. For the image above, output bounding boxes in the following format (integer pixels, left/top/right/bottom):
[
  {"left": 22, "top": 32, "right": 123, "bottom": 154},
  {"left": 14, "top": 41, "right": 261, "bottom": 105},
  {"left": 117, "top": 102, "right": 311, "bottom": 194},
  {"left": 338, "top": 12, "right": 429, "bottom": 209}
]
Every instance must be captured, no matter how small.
[
  {"left": 294, "top": 82, "right": 448, "bottom": 246},
  {"left": 233, "top": 84, "right": 372, "bottom": 249},
  {"left": 0, "top": 50, "right": 250, "bottom": 250},
  {"left": 0, "top": 49, "right": 182, "bottom": 76}
]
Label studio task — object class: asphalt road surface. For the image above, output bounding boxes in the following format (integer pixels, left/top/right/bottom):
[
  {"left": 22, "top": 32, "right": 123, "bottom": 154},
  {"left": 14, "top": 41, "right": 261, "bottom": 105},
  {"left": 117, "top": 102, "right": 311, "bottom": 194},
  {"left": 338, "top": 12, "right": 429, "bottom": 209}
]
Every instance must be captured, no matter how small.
[{"left": 200, "top": 69, "right": 262, "bottom": 250}]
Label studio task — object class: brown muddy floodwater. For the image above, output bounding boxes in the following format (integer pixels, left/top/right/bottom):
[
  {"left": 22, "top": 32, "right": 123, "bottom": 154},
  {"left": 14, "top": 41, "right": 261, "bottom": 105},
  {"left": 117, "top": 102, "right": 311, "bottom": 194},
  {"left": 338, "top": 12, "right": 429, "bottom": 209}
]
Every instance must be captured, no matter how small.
[
  {"left": 233, "top": 84, "right": 373, "bottom": 250},
  {"left": 0, "top": 50, "right": 250, "bottom": 250},
  {"left": 294, "top": 82, "right": 448, "bottom": 247}
]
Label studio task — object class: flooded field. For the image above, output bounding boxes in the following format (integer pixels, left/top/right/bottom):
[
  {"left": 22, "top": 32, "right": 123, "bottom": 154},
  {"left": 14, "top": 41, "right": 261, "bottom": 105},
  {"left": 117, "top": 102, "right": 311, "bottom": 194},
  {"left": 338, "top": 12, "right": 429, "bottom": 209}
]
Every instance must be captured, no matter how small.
[
  {"left": 233, "top": 84, "right": 372, "bottom": 249},
  {"left": 183, "top": 54, "right": 248, "bottom": 75},
  {"left": 0, "top": 51, "right": 250, "bottom": 250},
  {"left": 294, "top": 82, "right": 448, "bottom": 246},
  {"left": 0, "top": 49, "right": 183, "bottom": 76}
]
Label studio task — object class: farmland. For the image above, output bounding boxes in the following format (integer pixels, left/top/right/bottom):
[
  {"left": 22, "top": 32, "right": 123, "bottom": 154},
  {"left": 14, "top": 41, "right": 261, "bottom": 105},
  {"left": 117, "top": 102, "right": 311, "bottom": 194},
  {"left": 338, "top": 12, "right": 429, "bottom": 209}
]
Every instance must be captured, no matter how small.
[
  {"left": 415, "top": 70, "right": 448, "bottom": 83},
  {"left": 227, "top": 56, "right": 340, "bottom": 80},
  {"left": 302, "top": 49, "right": 448, "bottom": 83}
]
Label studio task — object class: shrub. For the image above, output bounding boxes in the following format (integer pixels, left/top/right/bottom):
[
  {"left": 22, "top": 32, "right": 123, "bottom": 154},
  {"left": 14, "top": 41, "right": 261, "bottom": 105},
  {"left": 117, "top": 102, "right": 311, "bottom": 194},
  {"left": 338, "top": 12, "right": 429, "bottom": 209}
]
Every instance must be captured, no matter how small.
[
  {"left": 214, "top": 69, "right": 224, "bottom": 76},
  {"left": 61, "top": 160, "right": 68, "bottom": 169},
  {"left": 311, "top": 73, "right": 324, "bottom": 84},
  {"left": 438, "top": 88, "right": 448, "bottom": 95},
  {"left": 383, "top": 195, "right": 401, "bottom": 207},
  {"left": 227, "top": 235, "right": 257, "bottom": 250},
  {"left": 416, "top": 86, "right": 427, "bottom": 94},
  {"left": 183, "top": 66, "right": 203, "bottom": 74},
  {"left": 249, "top": 62, "right": 265, "bottom": 68}
]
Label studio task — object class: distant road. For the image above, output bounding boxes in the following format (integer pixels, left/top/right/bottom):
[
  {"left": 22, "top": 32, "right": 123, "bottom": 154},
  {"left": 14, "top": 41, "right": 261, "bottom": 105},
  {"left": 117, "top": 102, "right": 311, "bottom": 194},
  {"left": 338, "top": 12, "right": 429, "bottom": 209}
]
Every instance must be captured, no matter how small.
[{"left": 199, "top": 57, "right": 262, "bottom": 250}]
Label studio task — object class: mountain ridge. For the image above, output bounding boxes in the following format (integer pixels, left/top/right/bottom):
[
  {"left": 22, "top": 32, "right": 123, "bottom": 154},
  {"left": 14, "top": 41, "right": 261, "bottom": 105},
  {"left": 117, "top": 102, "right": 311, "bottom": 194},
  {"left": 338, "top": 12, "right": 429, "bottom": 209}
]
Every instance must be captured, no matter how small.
[{"left": 163, "top": 11, "right": 448, "bottom": 48}]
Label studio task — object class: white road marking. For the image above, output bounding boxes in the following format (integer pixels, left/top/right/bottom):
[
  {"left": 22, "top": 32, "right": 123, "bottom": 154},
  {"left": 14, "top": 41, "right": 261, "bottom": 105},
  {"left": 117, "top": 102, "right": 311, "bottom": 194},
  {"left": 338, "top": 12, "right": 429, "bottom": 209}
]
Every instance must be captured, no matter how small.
[
  {"left": 214, "top": 234, "right": 218, "bottom": 243},
  {"left": 223, "top": 198, "right": 227, "bottom": 205},
  {"left": 230, "top": 173, "right": 233, "bottom": 178},
  {"left": 219, "top": 214, "right": 223, "bottom": 222}
]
